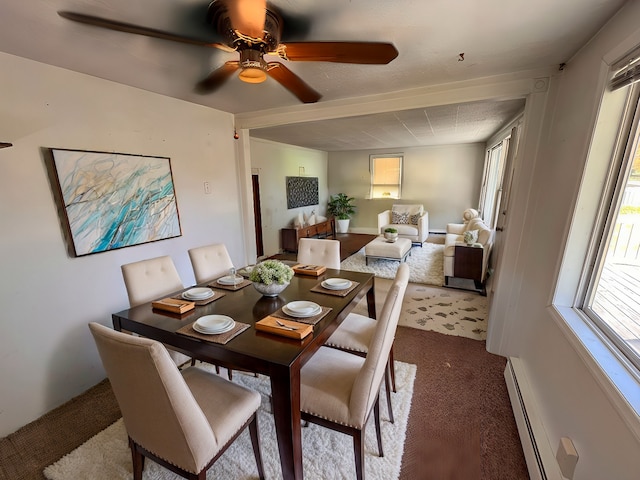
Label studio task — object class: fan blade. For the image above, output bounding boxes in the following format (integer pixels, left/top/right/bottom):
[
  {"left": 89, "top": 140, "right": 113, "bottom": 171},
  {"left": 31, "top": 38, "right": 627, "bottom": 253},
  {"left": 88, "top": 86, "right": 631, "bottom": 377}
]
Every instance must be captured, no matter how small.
[
  {"left": 195, "top": 62, "right": 240, "bottom": 93},
  {"left": 220, "top": 0, "right": 267, "bottom": 39},
  {"left": 279, "top": 42, "right": 398, "bottom": 64},
  {"left": 267, "top": 62, "right": 321, "bottom": 103},
  {"left": 58, "top": 11, "right": 231, "bottom": 51}
]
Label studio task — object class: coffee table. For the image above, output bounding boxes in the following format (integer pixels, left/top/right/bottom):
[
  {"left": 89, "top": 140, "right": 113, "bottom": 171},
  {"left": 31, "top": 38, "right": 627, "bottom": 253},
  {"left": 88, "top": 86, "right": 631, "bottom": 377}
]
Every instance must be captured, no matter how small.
[{"left": 364, "top": 236, "right": 412, "bottom": 265}]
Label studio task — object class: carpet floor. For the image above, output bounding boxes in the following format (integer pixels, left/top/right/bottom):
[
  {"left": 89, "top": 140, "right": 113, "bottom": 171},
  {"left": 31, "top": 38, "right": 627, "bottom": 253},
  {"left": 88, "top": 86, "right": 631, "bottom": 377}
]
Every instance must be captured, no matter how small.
[
  {"left": 44, "top": 362, "right": 417, "bottom": 480},
  {"left": 0, "top": 327, "right": 529, "bottom": 480}
]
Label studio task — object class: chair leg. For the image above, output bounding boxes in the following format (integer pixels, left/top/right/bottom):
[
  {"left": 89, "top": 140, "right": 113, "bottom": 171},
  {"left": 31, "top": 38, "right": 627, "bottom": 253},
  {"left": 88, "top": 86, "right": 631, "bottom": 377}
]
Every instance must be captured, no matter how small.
[
  {"left": 389, "top": 346, "right": 396, "bottom": 392},
  {"left": 353, "top": 429, "right": 365, "bottom": 480},
  {"left": 374, "top": 396, "right": 384, "bottom": 458},
  {"left": 129, "top": 438, "right": 145, "bottom": 480},
  {"left": 248, "top": 414, "right": 266, "bottom": 480},
  {"left": 384, "top": 364, "right": 395, "bottom": 424},
  {"left": 228, "top": 369, "right": 233, "bottom": 381}
]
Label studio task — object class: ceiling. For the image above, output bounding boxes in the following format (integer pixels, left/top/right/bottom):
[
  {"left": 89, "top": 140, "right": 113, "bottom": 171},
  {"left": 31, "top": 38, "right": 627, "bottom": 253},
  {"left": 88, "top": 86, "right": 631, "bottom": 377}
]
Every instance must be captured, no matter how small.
[{"left": 0, "top": 0, "right": 628, "bottom": 151}]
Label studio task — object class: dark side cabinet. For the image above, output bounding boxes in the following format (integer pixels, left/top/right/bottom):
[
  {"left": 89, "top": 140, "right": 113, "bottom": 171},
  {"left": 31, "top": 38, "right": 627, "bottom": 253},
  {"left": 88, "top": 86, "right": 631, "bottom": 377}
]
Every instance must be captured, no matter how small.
[
  {"left": 453, "top": 244, "right": 483, "bottom": 281},
  {"left": 281, "top": 217, "right": 336, "bottom": 252}
]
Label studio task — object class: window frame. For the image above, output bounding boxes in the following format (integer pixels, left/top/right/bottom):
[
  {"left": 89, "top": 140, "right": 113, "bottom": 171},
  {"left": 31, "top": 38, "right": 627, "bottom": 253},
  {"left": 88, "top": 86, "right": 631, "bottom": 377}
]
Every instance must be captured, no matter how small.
[
  {"left": 551, "top": 69, "right": 640, "bottom": 431},
  {"left": 369, "top": 154, "right": 403, "bottom": 200},
  {"left": 579, "top": 84, "right": 640, "bottom": 371}
]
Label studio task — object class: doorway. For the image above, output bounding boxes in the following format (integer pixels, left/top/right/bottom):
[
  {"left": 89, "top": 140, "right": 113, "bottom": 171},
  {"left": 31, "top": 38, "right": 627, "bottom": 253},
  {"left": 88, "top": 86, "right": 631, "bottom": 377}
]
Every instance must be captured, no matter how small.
[{"left": 252, "top": 174, "right": 264, "bottom": 258}]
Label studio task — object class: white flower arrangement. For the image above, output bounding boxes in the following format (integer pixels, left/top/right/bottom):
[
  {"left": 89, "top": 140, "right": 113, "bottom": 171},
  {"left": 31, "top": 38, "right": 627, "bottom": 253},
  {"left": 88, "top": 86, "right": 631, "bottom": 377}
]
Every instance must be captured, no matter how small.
[{"left": 249, "top": 260, "right": 294, "bottom": 285}]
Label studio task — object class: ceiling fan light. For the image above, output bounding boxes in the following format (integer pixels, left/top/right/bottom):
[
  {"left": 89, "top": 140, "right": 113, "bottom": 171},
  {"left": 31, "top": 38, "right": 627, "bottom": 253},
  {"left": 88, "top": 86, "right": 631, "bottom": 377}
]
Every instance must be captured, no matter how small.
[{"left": 239, "top": 67, "right": 267, "bottom": 83}]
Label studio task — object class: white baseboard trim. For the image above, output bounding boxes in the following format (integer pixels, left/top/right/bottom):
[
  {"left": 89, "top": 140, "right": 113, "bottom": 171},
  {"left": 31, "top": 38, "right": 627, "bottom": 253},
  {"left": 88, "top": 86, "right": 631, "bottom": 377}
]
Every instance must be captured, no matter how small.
[{"left": 504, "top": 358, "right": 564, "bottom": 480}]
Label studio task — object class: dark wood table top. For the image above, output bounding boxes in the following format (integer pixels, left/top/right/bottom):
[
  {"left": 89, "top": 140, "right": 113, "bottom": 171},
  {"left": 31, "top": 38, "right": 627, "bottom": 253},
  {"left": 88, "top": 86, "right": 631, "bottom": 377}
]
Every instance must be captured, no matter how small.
[
  {"left": 111, "top": 269, "right": 375, "bottom": 373},
  {"left": 112, "top": 268, "right": 375, "bottom": 480}
]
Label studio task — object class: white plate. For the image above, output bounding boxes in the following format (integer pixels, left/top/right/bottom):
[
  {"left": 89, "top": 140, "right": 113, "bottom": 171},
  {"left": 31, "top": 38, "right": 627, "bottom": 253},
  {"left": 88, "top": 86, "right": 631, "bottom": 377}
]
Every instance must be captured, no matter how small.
[
  {"left": 182, "top": 287, "right": 214, "bottom": 300},
  {"left": 194, "top": 315, "right": 235, "bottom": 334},
  {"left": 322, "top": 278, "right": 352, "bottom": 290},
  {"left": 286, "top": 301, "right": 320, "bottom": 315},
  {"left": 283, "top": 305, "right": 322, "bottom": 318},
  {"left": 193, "top": 322, "right": 235, "bottom": 335},
  {"left": 217, "top": 275, "right": 244, "bottom": 285}
]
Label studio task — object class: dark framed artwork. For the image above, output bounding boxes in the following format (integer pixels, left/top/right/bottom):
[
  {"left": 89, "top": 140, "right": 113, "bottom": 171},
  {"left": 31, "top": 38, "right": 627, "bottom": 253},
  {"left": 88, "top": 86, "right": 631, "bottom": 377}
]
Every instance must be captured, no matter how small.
[
  {"left": 47, "top": 148, "right": 182, "bottom": 257},
  {"left": 286, "top": 176, "right": 319, "bottom": 209}
]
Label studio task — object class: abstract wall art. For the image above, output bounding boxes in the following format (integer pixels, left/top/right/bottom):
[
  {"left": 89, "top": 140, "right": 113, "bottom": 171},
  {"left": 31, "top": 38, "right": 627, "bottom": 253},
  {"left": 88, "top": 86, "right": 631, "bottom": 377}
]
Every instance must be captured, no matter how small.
[
  {"left": 286, "top": 176, "right": 319, "bottom": 209},
  {"left": 48, "top": 148, "right": 182, "bottom": 257}
]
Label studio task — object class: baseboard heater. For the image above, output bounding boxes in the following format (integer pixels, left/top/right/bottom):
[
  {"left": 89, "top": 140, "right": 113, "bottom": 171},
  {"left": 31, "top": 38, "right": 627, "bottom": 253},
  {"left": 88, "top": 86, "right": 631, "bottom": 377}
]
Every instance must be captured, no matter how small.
[{"left": 504, "top": 358, "right": 563, "bottom": 480}]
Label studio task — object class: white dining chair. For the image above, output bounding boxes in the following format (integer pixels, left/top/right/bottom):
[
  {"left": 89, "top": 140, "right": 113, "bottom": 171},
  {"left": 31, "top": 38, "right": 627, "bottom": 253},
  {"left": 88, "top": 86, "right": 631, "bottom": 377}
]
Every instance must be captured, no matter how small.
[
  {"left": 188, "top": 243, "right": 235, "bottom": 284},
  {"left": 120, "top": 255, "right": 192, "bottom": 368},
  {"left": 300, "top": 263, "right": 409, "bottom": 480},
  {"left": 324, "top": 264, "right": 410, "bottom": 423},
  {"left": 296, "top": 238, "right": 341, "bottom": 269},
  {"left": 88, "top": 322, "right": 265, "bottom": 480},
  {"left": 187, "top": 243, "right": 248, "bottom": 381}
]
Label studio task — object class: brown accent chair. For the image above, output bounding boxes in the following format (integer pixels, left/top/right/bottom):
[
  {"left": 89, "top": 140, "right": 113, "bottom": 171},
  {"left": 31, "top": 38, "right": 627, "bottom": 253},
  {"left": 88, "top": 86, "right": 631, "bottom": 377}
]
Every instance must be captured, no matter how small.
[
  {"left": 88, "top": 322, "right": 265, "bottom": 480},
  {"left": 300, "top": 263, "right": 410, "bottom": 480}
]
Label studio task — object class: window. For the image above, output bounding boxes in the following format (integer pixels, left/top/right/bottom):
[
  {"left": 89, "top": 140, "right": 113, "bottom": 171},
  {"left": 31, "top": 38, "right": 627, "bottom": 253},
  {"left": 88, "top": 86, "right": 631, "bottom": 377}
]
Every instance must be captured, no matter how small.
[
  {"left": 370, "top": 154, "right": 402, "bottom": 199},
  {"left": 479, "top": 140, "right": 509, "bottom": 229},
  {"left": 580, "top": 52, "right": 640, "bottom": 371}
]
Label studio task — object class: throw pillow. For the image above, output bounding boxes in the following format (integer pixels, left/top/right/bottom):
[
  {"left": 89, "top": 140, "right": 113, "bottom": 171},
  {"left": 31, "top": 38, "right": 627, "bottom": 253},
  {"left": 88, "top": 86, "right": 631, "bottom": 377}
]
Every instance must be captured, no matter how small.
[
  {"left": 410, "top": 212, "right": 421, "bottom": 225},
  {"left": 464, "top": 229, "right": 479, "bottom": 245},
  {"left": 392, "top": 210, "right": 410, "bottom": 224},
  {"left": 307, "top": 214, "right": 316, "bottom": 225}
]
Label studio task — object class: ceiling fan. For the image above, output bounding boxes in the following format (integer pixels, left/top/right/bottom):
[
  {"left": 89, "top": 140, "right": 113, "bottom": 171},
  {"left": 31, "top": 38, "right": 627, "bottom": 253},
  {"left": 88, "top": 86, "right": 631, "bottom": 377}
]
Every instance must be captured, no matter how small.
[{"left": 58, "top": 0, "right": 399, "bottom": 104}]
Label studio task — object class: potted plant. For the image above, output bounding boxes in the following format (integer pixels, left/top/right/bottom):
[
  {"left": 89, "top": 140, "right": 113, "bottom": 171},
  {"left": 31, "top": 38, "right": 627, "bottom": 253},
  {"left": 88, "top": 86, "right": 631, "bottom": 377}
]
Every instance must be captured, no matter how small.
[
  {"left": 249, "top": 259, "right": 294, "bottom": 296},
  {"left": 384, "top": 227, "right": 398, "bottom": 242},
  {"left": 327, "top": 193, "right": 357, "bottom": 233}
]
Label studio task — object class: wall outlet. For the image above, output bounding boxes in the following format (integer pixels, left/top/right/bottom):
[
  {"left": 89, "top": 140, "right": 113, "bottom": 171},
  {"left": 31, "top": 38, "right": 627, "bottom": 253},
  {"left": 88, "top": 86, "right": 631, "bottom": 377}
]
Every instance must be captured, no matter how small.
[
  {"left": 203, "top": 181, "right": 211, "bottom": 194},
  {"left": 556, "top": 436, "right": 578, "bottom": 479}
]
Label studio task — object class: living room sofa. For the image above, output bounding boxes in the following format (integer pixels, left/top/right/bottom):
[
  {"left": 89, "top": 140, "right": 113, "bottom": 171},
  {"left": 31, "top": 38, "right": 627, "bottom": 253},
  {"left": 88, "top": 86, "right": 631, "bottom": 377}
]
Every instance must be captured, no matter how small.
[
  {"left": 443, "top": 209, "right": 494, "bottom": 294},
  {"left": 377, "top": 204, "right": 429, "bottom": 245}
]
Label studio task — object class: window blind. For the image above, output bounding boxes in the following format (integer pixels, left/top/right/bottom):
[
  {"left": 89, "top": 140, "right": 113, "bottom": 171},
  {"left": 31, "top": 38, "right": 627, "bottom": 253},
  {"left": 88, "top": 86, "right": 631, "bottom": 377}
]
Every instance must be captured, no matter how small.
[{"left": 610, "top": 45, "right": 640, "bottom": 91}]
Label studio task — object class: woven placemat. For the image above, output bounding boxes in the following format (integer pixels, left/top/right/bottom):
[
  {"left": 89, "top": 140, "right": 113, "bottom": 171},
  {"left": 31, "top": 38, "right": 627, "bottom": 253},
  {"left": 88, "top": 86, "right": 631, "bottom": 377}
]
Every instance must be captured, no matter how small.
[
  {"left": 176, "top": 321, "right": 249, "bottom": 344},
  {"left": 271, "top": 306, "right": 332, "bottom": 325},
  {"left": 310, "top": 280, "right": 360, "bottom": 297},
  {"left": 207, "top": 278, "right": 252, "bottom": 291},
  {"left": 172, "top": 290, "right": 226, "bottom": 306}
]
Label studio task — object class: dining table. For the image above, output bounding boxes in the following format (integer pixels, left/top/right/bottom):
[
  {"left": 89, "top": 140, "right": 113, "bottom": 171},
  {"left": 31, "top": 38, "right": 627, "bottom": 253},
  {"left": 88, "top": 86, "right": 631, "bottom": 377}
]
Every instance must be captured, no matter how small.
[{"left": 111, "top": 267, "right": 376, "bottom": 480}]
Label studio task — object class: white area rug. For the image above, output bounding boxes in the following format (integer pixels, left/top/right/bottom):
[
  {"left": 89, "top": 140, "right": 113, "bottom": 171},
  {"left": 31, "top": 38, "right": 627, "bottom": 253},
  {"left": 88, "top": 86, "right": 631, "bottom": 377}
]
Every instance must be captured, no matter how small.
[
  {"left": 340, "top": 243, "right": 444, "bottom": 286},
  {"left": 350, "top": 278, "right": 488, "bottom": 341},
  {"left": 44, "top": 362, "right": 417, "bottom": 480}
]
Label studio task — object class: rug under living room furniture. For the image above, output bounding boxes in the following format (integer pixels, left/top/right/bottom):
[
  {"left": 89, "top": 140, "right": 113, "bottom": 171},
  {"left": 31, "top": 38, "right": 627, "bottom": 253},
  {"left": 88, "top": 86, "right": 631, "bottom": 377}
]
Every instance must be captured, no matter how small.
[{"left": 364, "top": 236, "right": 412, "bottom": 265}]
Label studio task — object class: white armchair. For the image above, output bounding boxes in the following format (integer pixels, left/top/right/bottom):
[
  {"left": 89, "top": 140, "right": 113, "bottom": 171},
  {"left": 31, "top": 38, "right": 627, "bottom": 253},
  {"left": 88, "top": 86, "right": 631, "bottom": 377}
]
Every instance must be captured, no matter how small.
[{"left": 377, "top": 204, "right": 429, "bottom": 245}]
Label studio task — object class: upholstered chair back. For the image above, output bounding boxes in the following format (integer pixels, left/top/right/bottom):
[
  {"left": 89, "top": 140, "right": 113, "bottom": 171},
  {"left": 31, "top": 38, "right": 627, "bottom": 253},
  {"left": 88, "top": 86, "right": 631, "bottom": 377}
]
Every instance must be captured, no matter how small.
[
  {"left": 121, "top": 255, "right": 184, "bottom": 307},
  {"left": 188, "top": 243, "right": 234, "bottom": 284},
  {"left": 297, "top": 238, "right": 341, "bottom": 269},
  {"left": 349, "top": 263, "right": 409, "bottom": 425},
  {"left": 88, "top": 323, "right": 217, "bottom": 474}
]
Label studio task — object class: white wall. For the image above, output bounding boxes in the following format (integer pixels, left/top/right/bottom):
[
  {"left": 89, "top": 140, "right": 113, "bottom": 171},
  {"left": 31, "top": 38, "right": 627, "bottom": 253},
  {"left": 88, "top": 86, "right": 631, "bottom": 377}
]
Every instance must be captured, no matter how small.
[
  {"left": 0, "top": 52, "right": 245, "bottom": 436},
  {"left": 328, "top": 144, "right": 485, "bottom": 232},
  {"left": 488, "top": 1, "right": 640, "bottom": 478},
  {"left": 249, "top": 138, "right": 329, "bottom": 256}
]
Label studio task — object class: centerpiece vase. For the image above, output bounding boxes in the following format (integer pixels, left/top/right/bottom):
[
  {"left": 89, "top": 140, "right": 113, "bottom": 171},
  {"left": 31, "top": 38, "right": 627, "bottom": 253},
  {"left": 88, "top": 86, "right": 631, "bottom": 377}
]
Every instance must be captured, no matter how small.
[{"left": 253, "top": 281, "right": 289, "bottom": 297}]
